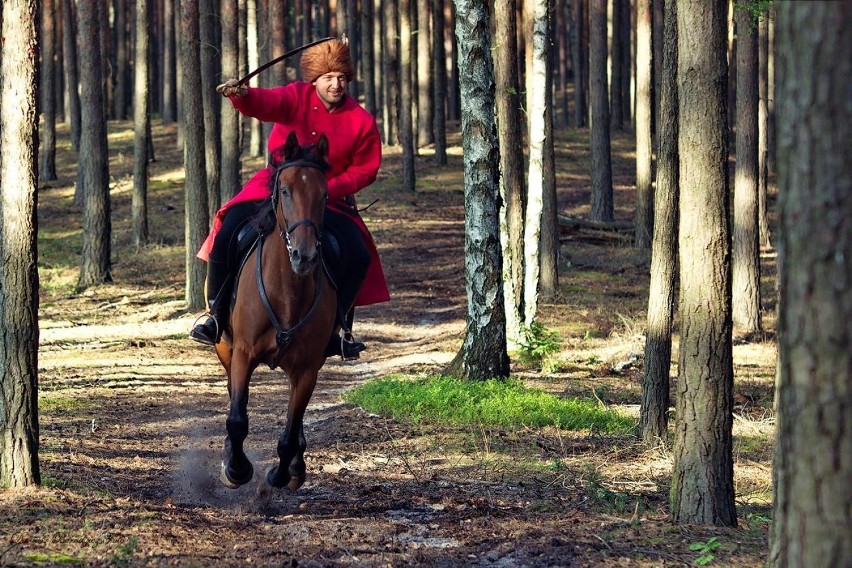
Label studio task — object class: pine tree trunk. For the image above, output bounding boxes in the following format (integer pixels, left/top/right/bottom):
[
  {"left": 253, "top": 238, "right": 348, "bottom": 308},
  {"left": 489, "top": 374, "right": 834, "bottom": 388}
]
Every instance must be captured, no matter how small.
[
  {"left": 77, "top": 0, "right": 113, "bottom": 289},
  {"left": 670, "top": 0, "right": 735, "bottom": 526},
  {"left": 399, "top": 0, "right": 415, "bottom": 191},
  {"left": 589, "top": 0, "right": 613, "bottom": 222},
  {"left": 641, "top": 0, "right": 677, "bottom": 444},
  {"left": 416, "top": 0, "right": 432, "bottom": 147},
  {"left": 446, "top": 0, "right": 509, "bottom": 381},
  {"left": 757, "top": 13, "right": 770, "bottom": 248},
  {"left": 494, "top": 0, "right": 526, "bottom": 347},
  {"left": 163, "top": 0, "right": 178, "bottom": 123},
  {"left": 431, "top": 0, "right": 447, "bottom": 164},
  {"left": 61, "top": 0, "right": 81, "bottom": 148},
  {"left": 133, "top": 0, "right": 151, "bottom": 248},
  {"left": 609, "top": 0, "right": 624, "bottom": 131},
  {"left": 634, "top": 0, "right": 653, "bottom": 249},
  {"left": 181, "top": 0, "right": 210, "bottom": 310},
  {"left": 0, "top": 0, "right": 41, "bottom": 489},
  {"left": 770, "top": 4, "right": 852, "bottom": 565},
  {"left": 200, "top": 0, "right": 222, "bottom": 218},
  {"left": 731, "top": 6, "right": 761, "bottom": 334},
  {"left": 382, "top": 0, "right": 399, "bottom": 144},
  {"left": 220, "top": 0, "right": 241, "bottom": 202},
  {"left": 40, "top": 0, "right": 58, "bottom": 181},
  {"left": 571, "top": 0, "right": 586, "bottom": 127},
  {"left": 113, "top": 0, "right": 129, "bottom": 120}
]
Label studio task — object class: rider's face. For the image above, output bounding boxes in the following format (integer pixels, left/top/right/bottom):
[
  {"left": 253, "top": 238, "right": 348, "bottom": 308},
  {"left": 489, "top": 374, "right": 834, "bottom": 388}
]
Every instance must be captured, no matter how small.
[{"left": 313, "top": 72, "right": 348, "bottom": 110}]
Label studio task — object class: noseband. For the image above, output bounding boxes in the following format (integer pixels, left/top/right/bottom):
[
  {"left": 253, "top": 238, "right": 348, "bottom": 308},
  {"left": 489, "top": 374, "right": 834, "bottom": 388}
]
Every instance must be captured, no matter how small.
[{"left": 271, "top": 159, "right": 327, "bottom": 256}]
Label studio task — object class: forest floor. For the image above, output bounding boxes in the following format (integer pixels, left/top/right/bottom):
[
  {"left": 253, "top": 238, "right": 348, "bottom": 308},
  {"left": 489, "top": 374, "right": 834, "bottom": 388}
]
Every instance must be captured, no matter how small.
[{"left": 0, "top": 119, "right": 776, "bottom": 567}]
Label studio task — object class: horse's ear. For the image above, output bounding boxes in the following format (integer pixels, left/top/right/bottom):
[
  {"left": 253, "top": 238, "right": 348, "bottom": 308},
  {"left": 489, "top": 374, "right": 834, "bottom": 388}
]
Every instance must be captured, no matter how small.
[
  {"left": 284, "top": 131, "right": 300, "bottom": 160},
  {"left": 316, "top": 134, "right": 329, "bottom": 161}
]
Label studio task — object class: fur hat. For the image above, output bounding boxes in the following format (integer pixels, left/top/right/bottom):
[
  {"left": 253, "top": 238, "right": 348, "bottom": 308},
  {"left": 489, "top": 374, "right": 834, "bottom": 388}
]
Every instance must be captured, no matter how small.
[{"left": 300, "top": 39, "right": 355, "bottom": 83}]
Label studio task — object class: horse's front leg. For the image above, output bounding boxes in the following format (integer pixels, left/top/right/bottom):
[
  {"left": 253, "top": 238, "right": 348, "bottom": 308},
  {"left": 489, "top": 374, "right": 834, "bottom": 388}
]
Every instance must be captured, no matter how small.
[
  {"left": 266, "top": 371, "right": 317, "bottom": 490},
  {"left": 221, "top": 350, "right": 256, "bottom": 489}
]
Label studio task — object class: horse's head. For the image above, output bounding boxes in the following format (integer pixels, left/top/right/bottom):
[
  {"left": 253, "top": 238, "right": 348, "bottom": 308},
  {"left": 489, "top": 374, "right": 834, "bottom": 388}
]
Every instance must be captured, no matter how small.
[{"left": 269, "top": 131, "right": 330, "bottom": 275}]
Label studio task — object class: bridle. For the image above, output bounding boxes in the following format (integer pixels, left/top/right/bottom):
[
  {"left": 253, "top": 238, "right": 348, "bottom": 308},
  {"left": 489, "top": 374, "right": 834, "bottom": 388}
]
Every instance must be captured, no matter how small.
[
  {"left": 257, "top": 157, "right": 329, "bottom": 368},
  {"left": 270, "top": 159, "right": 328, "bottom": 258}
]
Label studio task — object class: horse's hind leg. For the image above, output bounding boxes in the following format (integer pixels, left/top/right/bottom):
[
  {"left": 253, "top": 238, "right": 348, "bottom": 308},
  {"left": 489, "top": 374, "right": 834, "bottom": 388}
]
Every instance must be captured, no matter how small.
[
  {"left": 266, "top": 373, "right": 316, "bottom": 489},
  {"left": 221, "top": 351, "right": 255, "bottom": 489}
]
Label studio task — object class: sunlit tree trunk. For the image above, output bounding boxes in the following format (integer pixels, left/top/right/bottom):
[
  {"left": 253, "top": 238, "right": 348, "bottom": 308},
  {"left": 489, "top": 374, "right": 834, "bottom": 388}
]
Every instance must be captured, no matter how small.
[
  {"left": 182, "top": 0, "right": 209, "bottom": 310},
  {"left": 382, "top": 0, "right": 399, "bottom": 144},
  {"left": 669, "top": 0, "right": 735, "bottom": 527},
  {"left": 220, "top": 0, "right": 242, "bottom": 202},
  {"left": 399, "top": 0, "right": 416, "bottom": 191},
  {"left": 609, "top": 0, "right": 624, "bottom": 130},
  {"left": 757, "top": 12, "right": 770, "bottom": 248},
  {"left": 446, "top": 0, "right": 509, "bottom": 381},
  {"left": 431, "top": 0, "right": 448, "bottom": 164},
  {"left": 641, "top": 0, "right": 677, "bottom": 444},
  {"left": 246, "top": 0, "right": 263, "bottom": 157},
  {"left": 634, "top": 0, "right": 653, "bottom": 249},
  {"left": 732, "top": 5, "right": 761, "bottom": 335},
  {"left": 494, "top": 0, "right": 526, "bottom": 347},
  {"left": 77, "top": 0, "right": 113, "bottom": 289},
  {"left": 770, "top": 4, "right": 852, "bottom": 566},
  {"left": 133, "top": 0, "right": 152, "bottom": 248},
  {"left": 163, "top": 0, "right": 178, "bottom": 123},
  {"left": 416, "top": 0, "right": 432, "bottom": 147},
  {"left": 40, "top": 0, "right": 58, "bottom": 182},
  {"left": 0, "top": 0, "right": 41, "bottom": 489}
]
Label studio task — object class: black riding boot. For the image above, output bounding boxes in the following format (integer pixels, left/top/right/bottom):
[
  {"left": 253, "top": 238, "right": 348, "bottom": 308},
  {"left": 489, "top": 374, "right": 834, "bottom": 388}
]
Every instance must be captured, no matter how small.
[
  {"left": 189, "top": 260, "right": 232, "bottom": 346},
  {"left": 325, "top": 281, "right": 366, "bottom": 360}
]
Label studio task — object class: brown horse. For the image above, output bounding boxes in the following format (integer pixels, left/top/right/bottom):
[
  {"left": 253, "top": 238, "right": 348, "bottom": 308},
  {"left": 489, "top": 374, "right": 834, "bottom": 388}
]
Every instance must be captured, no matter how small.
[{"left": 214, "top": 131, "right": 337, "bottom": 490}]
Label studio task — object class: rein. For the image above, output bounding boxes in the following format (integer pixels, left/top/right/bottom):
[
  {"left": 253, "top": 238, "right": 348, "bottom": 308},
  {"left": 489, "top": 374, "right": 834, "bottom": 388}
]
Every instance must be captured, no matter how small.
[{"left": 257, "top": 159, "right": 328, "bottom": 368}]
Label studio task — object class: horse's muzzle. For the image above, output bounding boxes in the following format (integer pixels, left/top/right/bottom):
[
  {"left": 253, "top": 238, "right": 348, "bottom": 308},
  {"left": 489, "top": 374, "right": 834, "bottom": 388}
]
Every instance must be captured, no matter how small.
[{"left": 289, "top": 248, "right": 319, "bottom": 275}]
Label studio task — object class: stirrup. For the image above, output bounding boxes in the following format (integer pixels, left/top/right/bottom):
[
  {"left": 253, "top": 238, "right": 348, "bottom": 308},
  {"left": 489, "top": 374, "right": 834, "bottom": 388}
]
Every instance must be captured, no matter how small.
[
  {"left": 189, "top": 312, "right": 220, "bottom": 346},
  {"left": 339, "top": 330, "right": 366, "bottom": 361}
]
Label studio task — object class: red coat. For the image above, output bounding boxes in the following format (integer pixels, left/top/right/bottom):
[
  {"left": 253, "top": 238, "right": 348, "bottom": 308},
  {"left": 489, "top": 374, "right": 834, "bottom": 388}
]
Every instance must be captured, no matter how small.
[{"left": 198, "top": 82, "right": 389, "bottom": 306}]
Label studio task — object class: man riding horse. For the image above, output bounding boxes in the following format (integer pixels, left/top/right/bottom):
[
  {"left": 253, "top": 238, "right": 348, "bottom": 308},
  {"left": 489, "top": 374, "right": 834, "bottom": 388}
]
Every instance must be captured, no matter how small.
[{"left": 190, "top": 38, "right": 389, "bottom": 360}]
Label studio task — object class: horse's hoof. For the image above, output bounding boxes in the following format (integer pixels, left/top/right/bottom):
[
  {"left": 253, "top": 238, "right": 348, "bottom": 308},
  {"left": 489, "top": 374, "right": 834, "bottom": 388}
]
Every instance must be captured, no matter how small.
[
  {"left": 287, "top": 474, "right": 305, "bottom": 491},
  {"left": 220, "top": 460, "right": 254, "bottom": 489},
  {"left": 265, "top": 466, "right": 291, "bottom": 489}
]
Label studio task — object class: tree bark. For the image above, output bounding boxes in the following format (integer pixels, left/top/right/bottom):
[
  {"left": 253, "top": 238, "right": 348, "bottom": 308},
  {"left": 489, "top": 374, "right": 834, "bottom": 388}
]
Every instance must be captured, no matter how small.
[
  {"left": 770, "top": 3, "right": 852, "bottom": 566},
  {"left": 40, "top": 0, "right": 58, "bottom": 182},
  {"left": 670, "top": 0, "right": 735, "bottom": 526},
  {"left": 399, "top": 0, "right": 416, "bottom": 191},
  {"left": 431, "top": 0, "right": 448, "bottom": 164},
  {"left": 609, "top": 0, "right": 624, "bottom": 130},
  {"left": 640, "top": 0, "right": 677, "bottom": 444},
  {"left": 732, "top": 5, "right": 761, "bottom": 334},
  {"left": 382, "top": 0, "right": 399, "bottom": 144},
  {"left": 588, "top": 0, "right": 613, "bottom": 222},
  {"left": 446, "top": 0, "right": 509, "bottom": 381},
  {"left": 0, "top": 0, "right": 41, "bottom": 489},
  {"left": 133, "top": 0, "right": 152, "bottom": 248},
  {"left": 493, "top": 0, "right": 526, "bottom": 347},
  {"left": 416, "top": 0, "right": 433, "bottom": 147},
  {"left": 113, "top": 0, "right": 130, "bottom": 120},
  {"left": 163, "top": 0, "right": 178, "bottom": 122},
  {"left": 61, "top": 0, "right": 81, "bottom": 149},
  {"left": 757, "top": 12, "right": 770, "bottom": 248},
  {"left": 570, "top": 0, "right": 586, "bottom": 127},
  {"left": 181, "top": 0, "right": 210, "bottom": 310},
  {"left": 634, "top": 0, "right": 653, "bottom": 249},
  {"left": 77, "top": 0, "right": 113, "bottom": 289},
  {"left": 220, "top": 0, "right": 241, "bottom": 202},
  {"left": 200, "top": 0, "right": 222, "bottom": 218}
]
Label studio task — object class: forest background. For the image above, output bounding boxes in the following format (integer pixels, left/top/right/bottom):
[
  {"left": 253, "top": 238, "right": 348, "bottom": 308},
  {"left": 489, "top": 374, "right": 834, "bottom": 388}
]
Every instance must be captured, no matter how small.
[{"left": 0, "top": 0, "right": 849, "bottom": 566}]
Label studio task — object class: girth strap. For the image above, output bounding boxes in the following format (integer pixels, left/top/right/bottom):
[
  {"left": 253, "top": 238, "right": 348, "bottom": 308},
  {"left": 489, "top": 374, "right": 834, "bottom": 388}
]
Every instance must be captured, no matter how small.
[{"left": 256, "top": 233, "right": 323, "bottom": 369}]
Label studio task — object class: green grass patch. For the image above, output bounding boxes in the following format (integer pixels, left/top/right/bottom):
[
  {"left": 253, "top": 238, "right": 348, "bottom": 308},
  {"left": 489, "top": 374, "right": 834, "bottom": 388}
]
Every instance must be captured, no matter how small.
[
  {"left": 346, "top": 375, "right": 633, "bottom": 432},
  {"left": 25, "top": 552, "right": 85, "bottom": 564},
  {"left": 39, "top": 395, "right": 90, "bottom": 416}
]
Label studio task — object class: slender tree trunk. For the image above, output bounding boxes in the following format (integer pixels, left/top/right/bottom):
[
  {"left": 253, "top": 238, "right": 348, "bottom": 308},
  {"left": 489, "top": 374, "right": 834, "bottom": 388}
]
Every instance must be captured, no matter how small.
[
  {"left": 670, "top": 0, "right": 735, "bottom": 526},
  {"left": 133, "top": 0, "right": 152, "bottom": 248},
  {"left": 163, "top": 0, "right": 178, "bottom": 122},
  {"left": 200, "top": 0, "right": 222, "bottom": 218},
  {"left": 757, "top": 12, "right": 770, "bottom": 248},
  {"left": 416, "top": 0, "right": 432, "bottom": 146},
  {"left": 446, "top": 0, "right": 509, "bottom": 381},
  {"left": 641, "top": 0, "right": 677, "bottom": 444},
  {"left": 382, "top": 0, "right": 399, "bottom": 144},
  {"left": 634, "top": 0, "right": 653, "bottom": 249},
  {"left": 0, "top": 0, "right": 41, "bottom": 489},
  {"left": 609, "top": 0, "right": 623, "bottom": 130},
  {"left": 589, "top": 0, "right": 613, "bottom": 222},
  {"left": 619, "top": 0, "right": 630, "bottom": 127},
  {"left": 431, "top": 0, "right": 447, "bottom": 163},
  {"left": 399, "top": 0, "right": 416, "bottom": 191},
  {"left": 571, "top": 0, "right": 586, "bottom": 127},
  {"left": 246, "top": 0, "right": 263, "bottom": 157},
  {"left": 361, "top": 0, "right": 376, "bottom": 115},
  {"left": 770, "top": 4, "right": 852, "bottom": 565},
  {"left": 77, "top": 0, "right": 113, "bottom": 289},
  {"left": 61, "top": 0, "right": 81, "bottom": 149},
  {"left": 113, "top": 0, "right": 130, "bottom": 120},
  {"left": 732, "top": 6, "right": 761, "bottom": 335},
  {"left": 220, "top": 0, "right": 241, "bottom": 201},
  {"left": 182, "top": 0, "right": 209, "bottom": 310},
  {"left": 494, "top": 0, "right": 526, "bottom": 347},
  {"left": 40, "top": 0, "right": 58, "bottom": 182}
]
